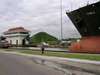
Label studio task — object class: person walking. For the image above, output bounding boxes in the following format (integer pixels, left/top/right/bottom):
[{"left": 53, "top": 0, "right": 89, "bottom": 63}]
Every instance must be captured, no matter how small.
[{"left": 41, "top": 42, "right": 45, "bottom": 54}]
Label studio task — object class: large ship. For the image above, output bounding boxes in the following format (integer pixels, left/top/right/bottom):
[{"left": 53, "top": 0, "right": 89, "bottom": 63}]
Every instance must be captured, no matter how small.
[{"left": 67, "top": 1, "right": 100, "bottom": 53}]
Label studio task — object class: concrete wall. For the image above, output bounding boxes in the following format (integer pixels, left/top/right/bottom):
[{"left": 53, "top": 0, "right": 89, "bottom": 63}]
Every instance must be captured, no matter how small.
[
  {"left": 4, "top": 33, "right": 29, "bottom": 46},
  {"left": 6, "top": 36, "right": 24, "bottom": 45}
]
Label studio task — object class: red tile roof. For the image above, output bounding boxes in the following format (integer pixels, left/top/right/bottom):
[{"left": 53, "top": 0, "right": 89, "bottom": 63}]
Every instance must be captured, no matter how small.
[{"left": 4, "top": 27, "right": 30, "bottom": 34}]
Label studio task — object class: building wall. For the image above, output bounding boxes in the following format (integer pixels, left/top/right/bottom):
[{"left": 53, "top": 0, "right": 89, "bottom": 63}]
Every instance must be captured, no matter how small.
[
  {"left": 6, "top": 36, "right": 29, "bottom": 46},
  {"left": 6, "top": 36, "right": 23, "bottom": 45}
]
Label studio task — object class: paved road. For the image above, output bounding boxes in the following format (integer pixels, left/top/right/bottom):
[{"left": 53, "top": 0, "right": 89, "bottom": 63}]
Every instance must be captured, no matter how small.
[{"left": 0, "top": 52, "right": 65, "bottom": 75}]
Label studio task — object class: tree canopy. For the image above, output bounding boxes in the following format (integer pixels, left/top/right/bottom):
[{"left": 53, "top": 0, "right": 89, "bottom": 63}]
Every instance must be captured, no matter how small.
[{"left": 31, "top": 32, "right": 58, "bottom": 44}]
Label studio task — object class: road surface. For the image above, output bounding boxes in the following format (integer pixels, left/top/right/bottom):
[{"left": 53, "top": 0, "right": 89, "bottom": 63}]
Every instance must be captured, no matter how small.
[{"left": 0, "top": 52, "right": 65, "bottom": 75}]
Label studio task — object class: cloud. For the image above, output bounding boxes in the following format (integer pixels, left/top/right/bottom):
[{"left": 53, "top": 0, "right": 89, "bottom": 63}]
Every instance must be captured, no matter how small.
[{"left": 0, "top": 0, "right": 99, "bottom": 39}]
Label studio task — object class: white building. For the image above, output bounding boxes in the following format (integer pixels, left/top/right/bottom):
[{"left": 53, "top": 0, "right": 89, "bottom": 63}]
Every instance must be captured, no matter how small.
[{"left": 3, "top": 27, "right": 30, "bottom": 46}]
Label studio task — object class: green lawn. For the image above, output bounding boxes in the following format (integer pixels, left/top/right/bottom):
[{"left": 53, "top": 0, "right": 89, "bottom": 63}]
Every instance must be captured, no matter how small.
[
  {"left": 3, "top": 49, "right": 100, "bottom": 61},
  {"left": 18, "top": 50, "right": 100, "bottom": 61}
]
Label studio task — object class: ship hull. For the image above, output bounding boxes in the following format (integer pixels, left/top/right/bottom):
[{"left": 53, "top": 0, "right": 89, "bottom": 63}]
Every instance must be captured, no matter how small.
[
  {"left": 69, "top": 36, "right": 100, "bottom": 53},
  {"left": 67, "top": 1, "right": 100, "bottom": 53}
]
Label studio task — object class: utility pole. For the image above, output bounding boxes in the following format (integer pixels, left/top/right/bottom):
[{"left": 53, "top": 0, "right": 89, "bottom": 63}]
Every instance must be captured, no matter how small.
[{"left": 60, "top": 0, "right": 63, "bottom": 40}]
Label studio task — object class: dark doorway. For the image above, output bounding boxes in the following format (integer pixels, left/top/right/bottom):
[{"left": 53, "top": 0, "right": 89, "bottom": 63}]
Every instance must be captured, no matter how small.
[
  {"left": 16, "top": 40, "right": 18, "bottom": 46},
  {"left": 10, "top": 40, "right": 12, "bottom": 44},
  {"left": 22, "top": 39, "right": 26, "bottom": 46}
]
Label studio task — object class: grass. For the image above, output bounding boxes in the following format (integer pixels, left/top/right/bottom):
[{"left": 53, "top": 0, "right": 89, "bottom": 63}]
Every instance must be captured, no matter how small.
[
  {"left": 2, "top": 49, "right": 100, "bottom": 61},
  {"left": 17, "top": 50, "right": 100, "bottom": 61}
]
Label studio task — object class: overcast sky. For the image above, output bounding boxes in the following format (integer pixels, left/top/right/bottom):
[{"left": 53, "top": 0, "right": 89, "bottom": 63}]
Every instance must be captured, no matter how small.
[{"left": 0, "top": 0, "right": 99, "bottom": 39}]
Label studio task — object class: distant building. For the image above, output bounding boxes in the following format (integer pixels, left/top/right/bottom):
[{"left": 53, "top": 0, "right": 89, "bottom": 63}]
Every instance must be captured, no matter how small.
[{"left": 3, "top": 27, "right": 30, "bottom": 46}]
